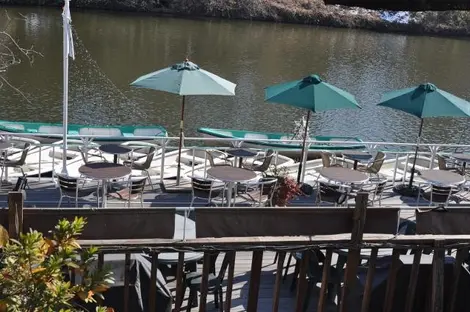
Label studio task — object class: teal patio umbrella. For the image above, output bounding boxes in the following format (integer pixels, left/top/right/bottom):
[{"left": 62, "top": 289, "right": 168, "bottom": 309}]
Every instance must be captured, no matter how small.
[
  {"left": 378, "top": 82, "right": 470, "bottom": 195},
  {"left": 131, "top": 59, "right": 236, "bottom": 185},
  {"left": 265, "top": 74, "right": 361, "bottom": 182}
]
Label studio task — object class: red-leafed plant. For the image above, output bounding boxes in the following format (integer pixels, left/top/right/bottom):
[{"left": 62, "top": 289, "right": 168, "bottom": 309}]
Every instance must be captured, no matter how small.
[{"left": 266, "top": 166, "right": 302, "bottom": 207}]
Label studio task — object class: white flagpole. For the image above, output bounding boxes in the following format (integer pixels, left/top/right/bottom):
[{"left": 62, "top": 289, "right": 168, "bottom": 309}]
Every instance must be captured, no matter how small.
[{"left": 61, "top": 0, "right": 74, "bottom": 175}]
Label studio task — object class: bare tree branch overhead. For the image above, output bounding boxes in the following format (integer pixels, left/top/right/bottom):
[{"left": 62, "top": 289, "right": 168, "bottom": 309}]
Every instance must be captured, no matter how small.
[{"left": 0, "top": 10, "right": 43, "bottom": 103}]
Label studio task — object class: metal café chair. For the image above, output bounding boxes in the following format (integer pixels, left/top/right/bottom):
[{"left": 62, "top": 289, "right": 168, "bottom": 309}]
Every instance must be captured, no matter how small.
[
  {"left": 0, "top": 142, "right": 31, "bottom": 187},
  {"left": 238, "top": 177, "right": 278, "bottom": 207},
  {"left": 416, "top": 182, "right": 461, "bottom": 206},
  {"left": 190, "top": 177, "right": 226, "bottom": 207},
  {"left": 57, "top": 174, "right": 98, "bottom": 208},
  {"left": 108, "top": 176, "right": 147, "bottom": 208}
]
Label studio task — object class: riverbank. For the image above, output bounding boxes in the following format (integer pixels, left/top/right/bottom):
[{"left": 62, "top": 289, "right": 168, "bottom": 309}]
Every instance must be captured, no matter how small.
[{"left": 1, "top": 0, "right": 470, "bottom": 36}]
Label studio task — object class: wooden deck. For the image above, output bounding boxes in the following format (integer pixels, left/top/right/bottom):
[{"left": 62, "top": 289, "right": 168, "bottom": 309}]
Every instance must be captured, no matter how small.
[{"left": 167, "top": 251, "right": 338, "bottom": 312}]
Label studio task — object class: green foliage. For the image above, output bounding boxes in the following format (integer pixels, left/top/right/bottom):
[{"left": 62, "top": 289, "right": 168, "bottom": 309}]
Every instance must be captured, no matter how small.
[{"left": 0, "top": 217, "right": 114, "bottom": 312}]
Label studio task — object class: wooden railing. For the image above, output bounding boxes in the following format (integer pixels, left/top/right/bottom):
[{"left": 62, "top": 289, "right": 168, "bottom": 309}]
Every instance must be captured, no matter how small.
[{"left": 4, "top": 191, "right": 470, "bottom": 312}]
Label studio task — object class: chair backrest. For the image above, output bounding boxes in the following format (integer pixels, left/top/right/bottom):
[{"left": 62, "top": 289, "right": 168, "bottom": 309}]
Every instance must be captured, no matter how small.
[
  {"left": 17, "top": 143, "right": 31, "bottom": 165},
  {"left": 368, "top": 151, "right": 385, "bottom": 174},
  {"left": 437, "top": 155, "right": 448, "bottom": 170},
  {"left": 254, "top": 150, "right": 274, "bottom": 172},
  {"left": 258, "top": 178, "right": 278, "bottom": 204},
  {"left": 430, "top": 184, "right": 454, "bottom": 203},
  {"left": 205, "top": 150, "right": 217, "bottom": 167},
  {"left": 12, "top": 176, "right": 27, "bottom": 191},
  {"left": 320, "top": 152, "right": 332, "bottom": 168},
  {"left": 191, "top": 177, "right": 213, "bottom": 199},
  {"left": 57, "top": 175, "right": 78, "bottom": 194},
  {"left": 129, "top": 177, "right": 147, "bottom": 195},
  {"left": 78, "top": 146, "right": 100, "bottom": 164},
  {"left": 141, "top": 146, "right": 156, "bottom": 169}
]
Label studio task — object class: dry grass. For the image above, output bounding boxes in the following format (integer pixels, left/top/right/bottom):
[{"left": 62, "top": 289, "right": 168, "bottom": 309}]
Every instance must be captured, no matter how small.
[{"left": 2, "top": 0, "right": 470, "bottom": 36}]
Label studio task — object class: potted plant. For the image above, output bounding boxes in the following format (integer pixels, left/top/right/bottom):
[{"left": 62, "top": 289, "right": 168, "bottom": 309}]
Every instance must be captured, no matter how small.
[
  {"left": 0, "top": 217, "right": 114, "bottom": 312},
  {"left": 265, "top": 166, "right": 302, "bottom": 207}
]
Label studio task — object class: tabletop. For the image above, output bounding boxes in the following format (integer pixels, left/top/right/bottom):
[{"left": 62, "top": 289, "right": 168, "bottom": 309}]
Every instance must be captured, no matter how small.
[
  {"left": 99, "top": 144, "right": 132, "bottom": 155},
  {"left": 419, "top": 169, "right": 465, "bottom": 186},
  {"left": 226, "top": 149, "right": 258, "bottom": 158},
  {"left": 318, "top": 167, "right": 369, "bottom": 184},
  {"left": 207, "top": 166, "right": 257, "bottom": 183},
  {"left": 79, "top": 162, "right": 131, "bottom": 180},
  {"left": 0, "top": 142, "right": 12, "bottom": 151},
  {"left": 451, "top": 153, "right": 470, "bottom": 162},
  {"left": 342, "top": 151, "right": 373, "bottom": 161}
]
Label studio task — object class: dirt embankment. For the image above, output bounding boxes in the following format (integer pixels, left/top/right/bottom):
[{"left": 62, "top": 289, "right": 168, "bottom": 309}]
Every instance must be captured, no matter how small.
[{"left": 2, "top": 0, "right": 470, "bottom": 36}]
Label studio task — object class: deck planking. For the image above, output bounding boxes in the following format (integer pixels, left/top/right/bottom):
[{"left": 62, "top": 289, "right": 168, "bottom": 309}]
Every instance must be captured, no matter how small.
[{"left": 167, "top": 251, "right": 338, "bottom": 312}]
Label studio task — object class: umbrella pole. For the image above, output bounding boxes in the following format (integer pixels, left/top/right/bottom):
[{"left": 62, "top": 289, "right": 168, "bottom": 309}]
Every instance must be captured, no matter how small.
[
  {"left": 176, "top": 96, "right": 186, "bottom": 186},
  {"left": 297, "top": 111, "right": 311, "bottom": 183},
  {"left": 408, "top": 118, "right": 424, "bottom": 188}
]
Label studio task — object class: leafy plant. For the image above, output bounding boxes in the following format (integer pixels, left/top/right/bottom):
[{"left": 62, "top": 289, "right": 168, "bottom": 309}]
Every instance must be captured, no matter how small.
[
  {"left": 265, "top": 165, "right": 302, "bottom": 206},
  {"left": 0, "top": 217, "right": 114, "bottom": 312}
]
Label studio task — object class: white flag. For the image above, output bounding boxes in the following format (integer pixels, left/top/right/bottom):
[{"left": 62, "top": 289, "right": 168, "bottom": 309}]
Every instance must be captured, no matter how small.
[{"left": 62, "top": 0, "right": 75, "bottom": 60}]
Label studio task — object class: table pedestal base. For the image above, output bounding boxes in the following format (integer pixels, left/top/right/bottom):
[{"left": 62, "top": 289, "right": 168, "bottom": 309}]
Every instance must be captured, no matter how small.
[{"left": 393, "top": 183, "right": 421, "bottom": 197}]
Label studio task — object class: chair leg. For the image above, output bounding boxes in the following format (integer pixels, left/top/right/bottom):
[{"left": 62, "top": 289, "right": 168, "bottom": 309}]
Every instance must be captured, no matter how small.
[
  {"left": 186, "top": 289, "right": 196, "bottom": 312},
  {"left": 283, "top": 253, "right": 293, "bottom": 282},
  {"left": 273, "top": 252, "right": 279, "bottom": 264},
  {"left": 290, "top": 260, "right": 300, "bottom": 291},
  {"left": 214, "top": 290, "right": 219, "bottom": 308},
  {"left": 58, "top": 196, "right": 63, "bottom": 208},
  {"left": 146, "top": 170, "right": 154, "bottom": 190},
  {"left": 218, "top": 286, "right": 224, "bottom": 312}
]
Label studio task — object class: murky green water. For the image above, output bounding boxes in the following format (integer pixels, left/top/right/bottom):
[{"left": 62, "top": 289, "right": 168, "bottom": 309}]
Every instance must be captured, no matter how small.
[{"left": 2, "top": 7, "right": 470, "bottom": 144}]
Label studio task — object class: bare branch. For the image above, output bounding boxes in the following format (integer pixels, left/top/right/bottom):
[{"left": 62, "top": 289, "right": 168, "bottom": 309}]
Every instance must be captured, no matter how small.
[
  {"left": 0, "top": 9, "right": 43, "bottom": 100},
  {"left": 0, "top": 75, "right": 32, "bottom": 104}
]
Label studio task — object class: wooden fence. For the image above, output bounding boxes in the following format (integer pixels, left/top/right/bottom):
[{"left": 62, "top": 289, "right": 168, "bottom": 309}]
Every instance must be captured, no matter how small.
[{"left": 4, "top": 191, "right": 470, "bottom": 312}]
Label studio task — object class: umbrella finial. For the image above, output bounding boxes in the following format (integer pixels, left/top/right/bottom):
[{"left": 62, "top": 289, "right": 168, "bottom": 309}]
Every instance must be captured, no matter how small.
[
  {"left": 302, "top": 74, "right": 322, "bottom": 84},
  {"left": 419, "top": 83, "right": 437, "bottom": 93}
]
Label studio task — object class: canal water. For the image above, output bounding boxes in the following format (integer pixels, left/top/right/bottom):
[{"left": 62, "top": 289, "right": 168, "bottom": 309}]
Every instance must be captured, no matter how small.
[{"left": 2, "top": 6, "right": 470, "bottom": 144}]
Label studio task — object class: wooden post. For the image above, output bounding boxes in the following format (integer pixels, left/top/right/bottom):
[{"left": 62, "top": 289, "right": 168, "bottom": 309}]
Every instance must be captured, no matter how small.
[
  {"left": 383, "top": 249, "right": 401, "bottom": 312},
  {"left": 360, "top": 247, "right": 378, "bottom": 312},
  {"left": 8, "top": 191, "right": 24, "bottom": 239},
  {"left": 149, "top": 252, "right": 159, "bottom": 312},
  {"left": 339, "top": 192, "right": 368, "bottom": 312},
  {"left": 404, "top": 249, "right": 422, "bottom": 312},
  {"left": 123, "top": 252, "right": 131, "bottom": 312},
  {"left": 447, "top": 247, "right": 467, "bottom": 312},
  {"left": 431, "top": 240, "right": 445, "bottom": 312},
  {"left": 199, "top": 253, "right": 211, "bottom": 312},
  {"left": 247, "top": 250, "right": 263, "bottom": 312},
  {"left": 317, "top": 249, "right": 333, "bottom": 312},
  {"left": 272, "top": 252, "right": 286, "bottom": 312},
  {"left": 294, "top": 251, "right": 310, "bottom": 312},
  {"left": 351, "top": 192, "right": 368, "bottom": 244},
  {"left": 225, "top": 251, "right": 236, "bottom": 312},
  {"left": 174, "top": 252, "right": 185, "bottom": 311}
]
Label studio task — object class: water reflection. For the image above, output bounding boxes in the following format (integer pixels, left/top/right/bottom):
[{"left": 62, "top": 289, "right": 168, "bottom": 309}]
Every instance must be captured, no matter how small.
[{"left": 2, "top": 7, "right": 470, "bottom": 144}]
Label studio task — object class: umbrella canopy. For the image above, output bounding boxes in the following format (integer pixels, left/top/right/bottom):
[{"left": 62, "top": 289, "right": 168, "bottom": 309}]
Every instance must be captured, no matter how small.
[
  {"left": 265, "top": 74, "right": 361, "bottom": 182},
  {"left": 378, "top": 83, "right": 470, "bottom": 118},
  {"left": 130, "top": 59, "right": 236, "bottom": 185},
  {"left": 130, "top": 60, "right": 236, "bottom": 96},
  {"left": 265, "top": 74, "right": 361, "bottom": 111},
  {"left": 377, "top": 82, "right": 470, "bottom": 195}
]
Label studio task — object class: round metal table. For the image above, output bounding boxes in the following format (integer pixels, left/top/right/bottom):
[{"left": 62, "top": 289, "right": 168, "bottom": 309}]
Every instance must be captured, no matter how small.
[
  {"left": 99, "top": 144, "right": 133, "bottom": 164},
  {"left": 207, "top": 166, "right": 258, "bottom": 207},
  {"left": 318, "top": 167, "right": 369, "bottom": 184},
  {"left": 226, "top": 149, "right": 258, "bottom": 167},
  {"left": 419, "top": 169, "right": 465, "bottom": 186},
  {"left": 79, "top": 162, "right": 132, "bottom": 207},
  {"left": 451, "top": 153, "right": 470, "bottom": 171},
  {"left": 342, "top": 151, "right": 372, "bottom": 170}
]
